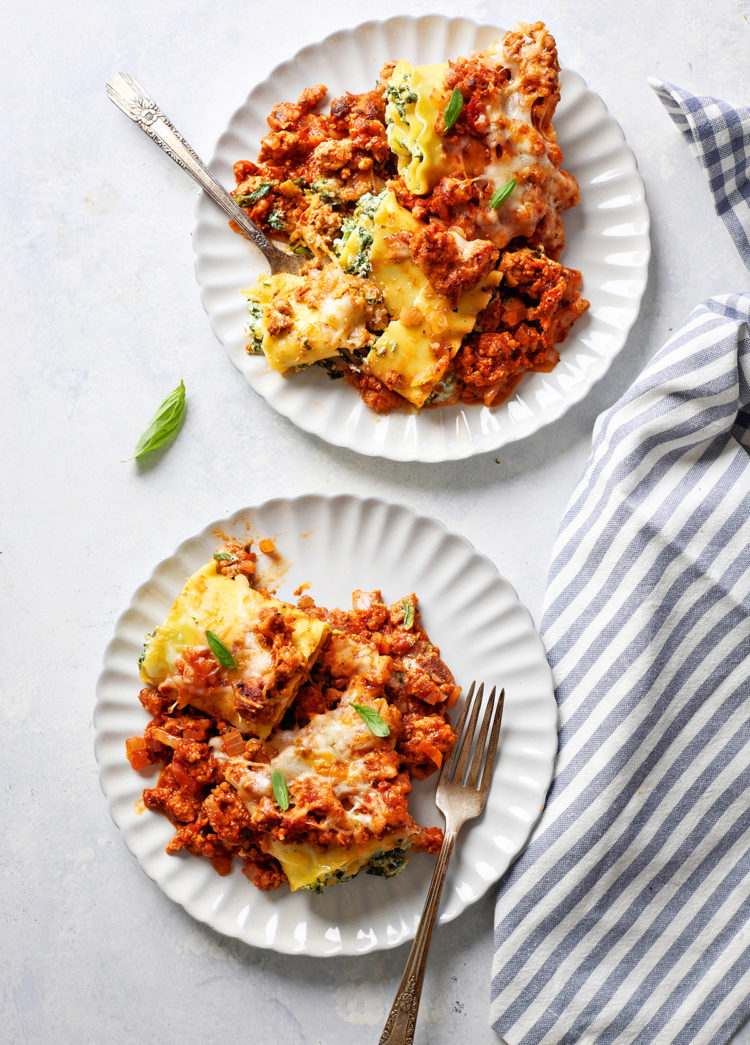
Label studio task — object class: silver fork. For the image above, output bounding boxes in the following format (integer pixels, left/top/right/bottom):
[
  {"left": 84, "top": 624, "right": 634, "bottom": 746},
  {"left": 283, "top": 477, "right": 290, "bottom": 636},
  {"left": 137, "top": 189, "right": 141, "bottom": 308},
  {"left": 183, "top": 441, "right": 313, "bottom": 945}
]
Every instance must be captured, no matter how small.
[
  {"left": 105, "top": 73, "right": 303, "bottom": 275},
  {"left": 379, "top": 682, "right": 505, "bottom": 1045}
]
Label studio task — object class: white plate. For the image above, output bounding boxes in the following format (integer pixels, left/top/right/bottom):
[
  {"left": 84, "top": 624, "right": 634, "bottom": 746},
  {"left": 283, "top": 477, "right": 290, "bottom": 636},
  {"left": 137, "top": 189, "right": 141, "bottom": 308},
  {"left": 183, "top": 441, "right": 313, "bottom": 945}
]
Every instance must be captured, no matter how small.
[
  {"left": 194, "top": 16, "right": 650, "bottom": 463},
  {"left": 95, "top": 495, "right": 556, "bottom": 956}
]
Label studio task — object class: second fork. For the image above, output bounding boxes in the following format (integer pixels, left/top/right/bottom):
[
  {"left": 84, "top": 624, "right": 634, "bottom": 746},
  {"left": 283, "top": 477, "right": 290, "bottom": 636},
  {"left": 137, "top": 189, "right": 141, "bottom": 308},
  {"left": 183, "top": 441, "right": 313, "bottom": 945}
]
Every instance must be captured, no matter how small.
[{"left": 379, "top": 682, "right": 505, "bottom": 1045}]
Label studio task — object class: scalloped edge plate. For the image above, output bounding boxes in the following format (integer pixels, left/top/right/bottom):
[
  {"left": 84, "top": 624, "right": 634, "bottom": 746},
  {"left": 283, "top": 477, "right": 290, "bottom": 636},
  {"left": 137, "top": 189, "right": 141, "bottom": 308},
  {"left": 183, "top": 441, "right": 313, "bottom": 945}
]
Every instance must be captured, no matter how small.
[
  {"left": 95, "top": 495, "right": 556, "bottom": 955},
  {"left": 193, "top": 15, "right": 650, "bottom": 462}
]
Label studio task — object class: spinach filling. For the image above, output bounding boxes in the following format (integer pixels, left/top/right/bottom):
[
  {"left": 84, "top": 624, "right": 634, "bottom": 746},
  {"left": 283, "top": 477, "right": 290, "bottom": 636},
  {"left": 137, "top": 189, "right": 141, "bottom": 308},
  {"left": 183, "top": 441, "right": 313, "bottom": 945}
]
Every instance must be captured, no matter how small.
[{"left": 244, "top": 299, "right": 265, "bottom": 355}]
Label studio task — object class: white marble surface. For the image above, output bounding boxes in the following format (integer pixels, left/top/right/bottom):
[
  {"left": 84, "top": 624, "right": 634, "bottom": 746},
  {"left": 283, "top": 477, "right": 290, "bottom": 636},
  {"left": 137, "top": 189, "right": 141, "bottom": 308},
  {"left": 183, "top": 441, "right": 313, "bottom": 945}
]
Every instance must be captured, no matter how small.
[{"left": 3, "top": 0, "right": 749, "bottom": 1041}]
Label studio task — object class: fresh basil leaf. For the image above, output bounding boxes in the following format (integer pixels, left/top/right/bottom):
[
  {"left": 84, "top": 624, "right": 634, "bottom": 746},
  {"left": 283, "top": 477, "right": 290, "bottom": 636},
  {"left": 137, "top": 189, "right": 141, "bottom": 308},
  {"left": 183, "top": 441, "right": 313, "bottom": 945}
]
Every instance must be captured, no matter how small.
[
  {"left": 267, "top": 208, "right": 286, "bottom": 230},
  {"left": 402, "top": 600, "right": 414, "bottom": 629},
  {"left": 292, "top": 244, "right": 314, "bottom": 257},
  {"left": 132, "top": 380, "right": 186, "bottom": 460},
  {"left": 443, "top": 87, "right": 464, "bottom": 131},
  {"left": 205, "top": 629, "right": 237, "bottom": 669},
  {"left": 271, "top": 768, "right": 290, "bottom": 810},
  {"left": 234, "top": 181, "right": 275, "bottom": 207},
  {"left": 489, "top": 177, "right": 517, "bottom": 209},
  {"left": 213, "top": 552, "right": 237, "bottom": 563},
  {"left": 351, "top": 702, "right": 390, "bottom": 737}
]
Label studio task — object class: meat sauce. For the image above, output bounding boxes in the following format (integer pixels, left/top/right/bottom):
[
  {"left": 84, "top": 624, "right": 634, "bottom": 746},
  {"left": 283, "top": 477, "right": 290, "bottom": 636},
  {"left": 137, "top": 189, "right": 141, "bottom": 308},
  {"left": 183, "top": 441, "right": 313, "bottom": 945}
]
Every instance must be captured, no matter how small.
[
  {"left": 127, "top": 543, "right": 456, "bottom": 891},
  {"left": 231, "top": 21, "right": 589, "bottom": 412}
]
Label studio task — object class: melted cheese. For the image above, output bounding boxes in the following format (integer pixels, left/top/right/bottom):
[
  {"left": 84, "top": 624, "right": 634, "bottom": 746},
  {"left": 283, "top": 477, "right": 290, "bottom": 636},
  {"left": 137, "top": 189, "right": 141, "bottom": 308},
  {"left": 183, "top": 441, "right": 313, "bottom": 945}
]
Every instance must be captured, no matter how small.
[
  {"left": 323, "top": 631, "right": 392, "bottom": 706},
  {"left": 140, "top": 562, "right": 329, "bottom": 738},
  {"left": 243, "top": 267, "right": 371, "bottom": 373},
  {"left": 385, "top": 60, "right": 453, "bottom": 195},
  {"left": 224, "top": 702, "right": 391, "bottom": 810},
  {"left": 480, "top": 94, "right": 556, "bottom": 216},
  {"left": 217, "top": 699, "right": 416, "bottom": 891},
  {"left": 484, "top": 33, "right": 548, "bottom": 126},
  {"left": 462, "top": 37, "right": 572, "bottom": 248}
]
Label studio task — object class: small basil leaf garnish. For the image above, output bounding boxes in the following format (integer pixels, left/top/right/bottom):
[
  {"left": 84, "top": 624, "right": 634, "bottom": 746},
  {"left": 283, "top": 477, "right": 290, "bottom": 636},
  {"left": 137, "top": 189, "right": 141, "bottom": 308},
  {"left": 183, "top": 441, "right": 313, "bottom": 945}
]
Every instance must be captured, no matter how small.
[
  {"left": 489, "top": 177, "right": 517, "bottom": 209},
  {"left": 234, "top": 182, "right": 275, "bottom": 207},
  {"left": 132, "top": 380, "right": 186, "bottom": 460},
  {"left": 351, "top": 702, "right": 391, "bottom": 737},
  {"left": 213, "top": 552, "right": 238, "bottom": 562},
  {"left": 402, "top": 600, "right": 414, "bottom": 629},
  {"left": 271, "top": 768, "right": 290, "bottom": 810},
  {"left": 443, "top": 87, "right": 464, "bottom": 131},
  {"left": 205, "top": 630, "right": 237, "bottom": 669}
]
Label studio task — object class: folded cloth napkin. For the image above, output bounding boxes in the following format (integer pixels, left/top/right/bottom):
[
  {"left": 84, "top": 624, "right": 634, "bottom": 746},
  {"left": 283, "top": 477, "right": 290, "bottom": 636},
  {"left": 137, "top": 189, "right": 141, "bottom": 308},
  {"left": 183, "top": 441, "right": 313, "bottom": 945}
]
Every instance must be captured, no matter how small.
[
  {"left": 491, "top": 82, "right": 750, "bottom": 1045},
  {"left": 648, "top": 80, "right": 750, "bottom": 259}
]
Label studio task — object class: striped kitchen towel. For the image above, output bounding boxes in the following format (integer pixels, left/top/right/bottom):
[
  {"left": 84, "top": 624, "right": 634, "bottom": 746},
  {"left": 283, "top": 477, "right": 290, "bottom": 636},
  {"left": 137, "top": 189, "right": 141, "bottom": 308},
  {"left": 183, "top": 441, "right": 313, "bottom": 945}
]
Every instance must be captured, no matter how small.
[
  {"left": 648, "top": 80, "right": 750, "bottom": 261},
  {"left": 491, "top": 83, "right": 750, "bottom": 1045}
]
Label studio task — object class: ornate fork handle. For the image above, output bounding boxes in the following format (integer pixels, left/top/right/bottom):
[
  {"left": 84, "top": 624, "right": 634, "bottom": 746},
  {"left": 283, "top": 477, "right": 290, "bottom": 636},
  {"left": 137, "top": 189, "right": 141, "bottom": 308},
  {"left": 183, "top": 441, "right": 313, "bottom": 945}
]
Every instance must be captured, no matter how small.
[
  {"left": 105, "top": 73, "right": 301, "bottom": 274},
  {"left": 380, "top": 683, "right": 504, "bottom": 1045},
  {"left": 379, "top": 826, "right": 458, "bottom": 1045}
]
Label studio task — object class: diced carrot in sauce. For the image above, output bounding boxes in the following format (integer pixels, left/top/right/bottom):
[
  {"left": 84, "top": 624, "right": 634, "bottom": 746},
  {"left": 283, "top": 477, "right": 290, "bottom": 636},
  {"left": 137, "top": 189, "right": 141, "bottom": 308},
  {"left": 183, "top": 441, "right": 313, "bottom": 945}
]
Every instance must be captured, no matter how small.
[{"left": 126, "top": 736, "right": 151, "bottom": 771}]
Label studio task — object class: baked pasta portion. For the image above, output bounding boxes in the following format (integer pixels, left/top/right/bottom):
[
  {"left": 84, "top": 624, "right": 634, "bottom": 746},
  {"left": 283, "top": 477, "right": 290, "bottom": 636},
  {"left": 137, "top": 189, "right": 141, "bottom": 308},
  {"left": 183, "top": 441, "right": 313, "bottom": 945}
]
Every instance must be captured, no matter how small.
[
  {"left": 233, "top": 21, "right": 588, "bottom": 412},
  {"left": 127, "top": 541, "right": 458, "bottom": 893}
]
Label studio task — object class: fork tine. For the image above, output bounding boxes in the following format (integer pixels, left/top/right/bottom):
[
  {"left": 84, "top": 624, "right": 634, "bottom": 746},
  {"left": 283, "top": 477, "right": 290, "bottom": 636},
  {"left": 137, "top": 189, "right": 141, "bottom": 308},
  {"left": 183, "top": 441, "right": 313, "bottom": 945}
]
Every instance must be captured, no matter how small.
[
  {"left": 480, "top": 688, "right": 505, "bottom": 793},
  {"left": 440, "top": 681, "right": 474, "bottom": 780},
  {"left": 451, "top": 682, "right": 484, "bottom": 784},
  {"left": 465, "top": 686, "right": 498, "bottom": 789},
  {"left": 440, "top": 681, "right": 476, "bottom": 781}
]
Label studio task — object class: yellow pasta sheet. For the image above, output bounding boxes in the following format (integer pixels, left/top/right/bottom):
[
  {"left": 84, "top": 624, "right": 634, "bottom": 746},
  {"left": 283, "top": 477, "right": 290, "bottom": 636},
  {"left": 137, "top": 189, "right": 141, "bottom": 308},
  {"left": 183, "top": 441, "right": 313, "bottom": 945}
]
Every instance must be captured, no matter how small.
[
  {"left": 340, "top": 191, "right": 499, "bottom": 406},
  {"left": 140, "top": 562, "right": 329, "bottom": 738}
]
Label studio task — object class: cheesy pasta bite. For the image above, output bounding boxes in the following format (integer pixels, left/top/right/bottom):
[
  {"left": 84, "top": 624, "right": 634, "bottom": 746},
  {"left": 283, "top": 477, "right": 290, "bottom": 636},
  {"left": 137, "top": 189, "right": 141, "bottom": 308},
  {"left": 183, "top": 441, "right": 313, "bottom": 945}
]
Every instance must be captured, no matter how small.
[
  {"left": 234, "top": 21, "right": 588, "bottom": 412},
  {"left": 127, "top": 540, "right": 458, "bottom": 893}
]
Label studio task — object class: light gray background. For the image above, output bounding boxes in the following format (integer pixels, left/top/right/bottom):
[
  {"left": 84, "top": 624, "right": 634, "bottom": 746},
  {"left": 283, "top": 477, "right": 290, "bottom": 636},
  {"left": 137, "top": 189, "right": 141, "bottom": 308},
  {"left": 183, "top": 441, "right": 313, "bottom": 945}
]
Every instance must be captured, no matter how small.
[{"left": 3, "top": 0, "right": 748, "bottom": 1042}]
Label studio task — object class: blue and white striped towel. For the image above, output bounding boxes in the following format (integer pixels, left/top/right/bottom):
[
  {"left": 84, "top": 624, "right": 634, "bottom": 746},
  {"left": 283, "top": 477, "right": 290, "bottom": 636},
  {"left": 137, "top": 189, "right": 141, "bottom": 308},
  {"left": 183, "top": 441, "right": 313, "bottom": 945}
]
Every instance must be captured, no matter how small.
[{"left": 491, "top": 83, "right": 750, "bottom": 1045}]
